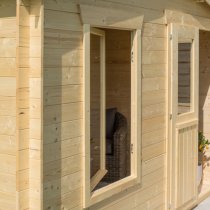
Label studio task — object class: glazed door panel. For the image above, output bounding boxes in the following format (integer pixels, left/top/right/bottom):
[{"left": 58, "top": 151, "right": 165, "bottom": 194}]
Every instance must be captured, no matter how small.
[{"left": 168, "top": 23, "right": 199, "bottom": 210}]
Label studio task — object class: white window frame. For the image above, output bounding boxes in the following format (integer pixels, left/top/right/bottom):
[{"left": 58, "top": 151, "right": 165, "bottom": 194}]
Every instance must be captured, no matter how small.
[{"left": 83, "top": 24, "right": 142, "bottom": 208}]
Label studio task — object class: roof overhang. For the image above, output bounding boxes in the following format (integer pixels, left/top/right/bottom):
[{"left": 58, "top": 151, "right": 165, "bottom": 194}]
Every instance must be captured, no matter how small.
[
  {"left": 197, "top": 0, "right": 210, "bottom": 5},
  {"left": 206, "top": 0, "right": 210, "bottom": 5}
]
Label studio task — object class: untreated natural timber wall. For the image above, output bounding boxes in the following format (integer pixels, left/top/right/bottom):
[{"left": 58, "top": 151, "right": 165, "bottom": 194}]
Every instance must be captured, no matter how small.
[
  {"left": 42, "top": 0, "right": 166, "bottom": 209},
  {"left": 2, "top": 0, "right": 210, "bottom": 209},
  {"left": 0, "top": 1, "right": 17, "bottom": 209}
]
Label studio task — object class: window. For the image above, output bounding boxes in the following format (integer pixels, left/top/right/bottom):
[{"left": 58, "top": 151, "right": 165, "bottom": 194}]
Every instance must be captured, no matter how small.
[{"left": 83, "top": 25, "right": 141, "bottom": 207}]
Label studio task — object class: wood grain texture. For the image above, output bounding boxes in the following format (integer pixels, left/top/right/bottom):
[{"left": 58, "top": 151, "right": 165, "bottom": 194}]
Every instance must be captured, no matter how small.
[{"left": 42, "top": 0, "right": 167, "bottom": 208}]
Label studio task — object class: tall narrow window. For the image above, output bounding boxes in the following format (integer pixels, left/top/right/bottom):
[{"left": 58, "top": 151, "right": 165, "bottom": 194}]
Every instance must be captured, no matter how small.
[
  {"left": 178, "top": 43, "right": 192, "bottom": 115},
  {"left": 90, "top": 29, "right": 132, "bottom": 191},
  {"left": 83, "top": 25, "right": 141, "bottom": 207}
]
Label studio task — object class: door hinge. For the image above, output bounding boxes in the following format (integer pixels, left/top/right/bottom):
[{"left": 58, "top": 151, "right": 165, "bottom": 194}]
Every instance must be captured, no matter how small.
[
  {"left": 131, "top": 143, "right": 134, "bottom": 154},
  {"left": 170, "top": 114, "right": 172, "bottom": 120},
  {"left": 170, "top": 34, "right": 173, "bottom": 40}
]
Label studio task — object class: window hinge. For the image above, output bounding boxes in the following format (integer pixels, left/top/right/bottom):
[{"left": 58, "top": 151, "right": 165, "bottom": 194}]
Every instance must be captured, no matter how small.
[
  {"left": 131, "top": 143, "right": 134, "bottom": 154},
  {"left": 170, "top": 114, "right": 172, "bottom": 120},
  {"left": 131, "top": 51, "right": 134, "bottom": 63},
  {"left": 170, "top": 34, "right": 173, "bottom": 40}
]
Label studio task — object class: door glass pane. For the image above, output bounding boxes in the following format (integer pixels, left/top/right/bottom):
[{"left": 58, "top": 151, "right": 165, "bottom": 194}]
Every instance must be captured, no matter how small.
[{"left": 178, "top": 43, "right": 192, "bottom": 115}]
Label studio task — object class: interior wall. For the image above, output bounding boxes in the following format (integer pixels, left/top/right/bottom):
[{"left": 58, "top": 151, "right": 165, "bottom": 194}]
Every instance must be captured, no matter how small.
[
  {"left": 199, "top": 30, "right": 210, "bottom": 194},
  {"left": 106, "top": 29, "right": 131, "bottom": 125},
  {"left": 90, "top": 34, "right": 101, "bottom": 176},
  {"left": 199, "top": 31, "right": 210, "bottom": 141},
  {"left": 105, "top": 29, "right": 131, "bottom": 176},
  {"left": 0, "top": 1, "right": 17, "bottom": 209}
]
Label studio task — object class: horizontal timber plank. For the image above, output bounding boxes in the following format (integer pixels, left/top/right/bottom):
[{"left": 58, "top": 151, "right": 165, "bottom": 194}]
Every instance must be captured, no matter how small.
[
  {"left": 43, "top": 153, "right": 82, "bottom": 182},
  {"left": 0, "top": 77, "right": 16, "bottom": 96},
  {"left": 43, "top": 138, "right": 82, "bottom": 163},
  {"left": 44, "top": 102, "right": 82, "bottom": 125},
  {"left": 43, "top": 188, "right": 82, "bottom": 210},
  {"left": 142, "top": 115, "right": 165, "bottom": 134},
  {"left": 0, "top": 96, "right": 16, "bottom": 116},
  {"left": 43, "top": 67, "right": 83, "bottom": 86},
  {"left": 0, "top": 38, "right": 16, "bottom": 58},
  {"left": 44, "top": 48, "right": 82, "bottom": 67},
  {"left": 142, "top": 154, "right": 166, "bottom": 176},
  {"left": 0, "top": 116, "right": 16, "bottom": 135},
  {"left": 0, "top": 191, "right": 16, "bottom": 210},
  {"left": 142, "top": 77, "right": 165, "bottom": 92},
  {"left": 45, "top": 0, "right": 79, "bottom": 13},
  {"left": 142, "top": 90, "right": 166, "bottom": 106},
  {"left": 43, "top": 171, "right": 82, "bottom": 200},
  {"left": 142, "top": 51, "right": 166, "bottom": 65},
  {"left": 142, "top": 102, "right": 165, "bottom": 119},
  {"left": 43, "top": 119, "right": 82, "bottom": 143},
  {"left": 142, "top": 37, "right": 166, "bottom": 51},
  {"left": 44, "top": 85, "right": 82, "bottom": 105},
  {"left": 0, "top": 173, "right": 16, "bottom": 194},
  {"left": 45, "top": 10, "right": 82, "bottom": 32},
  {"left": 142, "top": 141, "right": 166, "bottom": 161},
  {"left": 0, "top": 135, "right": 16, "bottom": 155},
  {"left": 142, "top": 23, "right": 166, "bottom": 38},
  {"left": 0, "top": 154, "right": 16, "bottom": 175},
  {"left": 142, "top": 127, "right": 166, "bottom": 148},
  {"left": 0, "top": 58, "right": 16, "bottom": 76}
]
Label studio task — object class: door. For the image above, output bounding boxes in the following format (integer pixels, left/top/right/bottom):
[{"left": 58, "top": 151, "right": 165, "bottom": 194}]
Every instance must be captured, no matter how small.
[{"left": 168, "top": 24, "right": 199, "bottom": 209}]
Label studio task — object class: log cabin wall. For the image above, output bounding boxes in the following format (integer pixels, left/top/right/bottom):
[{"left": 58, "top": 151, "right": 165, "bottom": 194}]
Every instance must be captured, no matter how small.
[
  {"left": 29, "top": 0, "right": 43, "bottom": 210},
  {"left": 1, "top": 0, "right": 210, "bottom": 209},
  {"left": 42, "top": 0, "right": 210, "bottom": 209},
  {"left": 17, "top": 1, "right": 30, "bottom": 209},
  {"left": 0, "top": 0, "right": 44, "bottom": 209},
  {"left": 42, "top": 1, "right": 167, "bottom": 209},
  {"left": 42, "top": 1, "right": 83, "bottom": 209},
  {"left": 0, "top": 1, "right": 17, "bottom": 209}
]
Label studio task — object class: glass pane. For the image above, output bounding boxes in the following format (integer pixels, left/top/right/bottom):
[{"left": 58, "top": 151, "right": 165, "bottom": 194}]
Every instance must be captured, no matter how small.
[
  {"left": 90, "top": 34, "right": 101, "bottom": 178},
  {"left": 178, "top": 43, "right": 192, "bottom": 115}
]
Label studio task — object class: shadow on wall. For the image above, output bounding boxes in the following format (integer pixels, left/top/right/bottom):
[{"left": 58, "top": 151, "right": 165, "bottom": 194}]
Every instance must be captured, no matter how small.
[{"left": 42, "top": 4, "right": 83, "bottom": 209}]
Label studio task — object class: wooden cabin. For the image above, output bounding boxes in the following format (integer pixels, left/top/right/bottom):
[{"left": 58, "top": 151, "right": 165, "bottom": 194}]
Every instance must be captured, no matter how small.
[{"left": 2, "top": 0, "right": 210, "bottom": 209}]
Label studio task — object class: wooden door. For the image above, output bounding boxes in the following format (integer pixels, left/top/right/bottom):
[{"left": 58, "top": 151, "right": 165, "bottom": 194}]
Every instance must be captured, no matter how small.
[{"left": 168, "top": 24, "right": 199, "bottom": 210}]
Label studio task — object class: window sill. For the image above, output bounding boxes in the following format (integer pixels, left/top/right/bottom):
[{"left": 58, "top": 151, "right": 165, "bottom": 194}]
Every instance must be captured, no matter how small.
[{"left": 89, "top": 175, "right": 141, "bottom": 207}]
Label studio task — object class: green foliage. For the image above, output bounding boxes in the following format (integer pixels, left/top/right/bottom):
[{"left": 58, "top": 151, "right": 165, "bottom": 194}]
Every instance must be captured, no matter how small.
[{"left": 199, "top": 131, "right": 210, "bottom": 153}]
